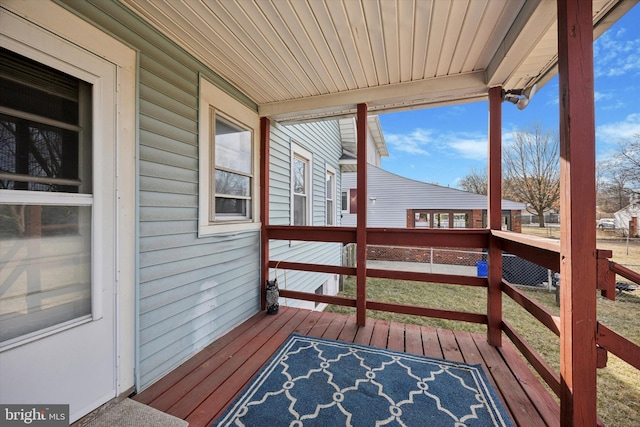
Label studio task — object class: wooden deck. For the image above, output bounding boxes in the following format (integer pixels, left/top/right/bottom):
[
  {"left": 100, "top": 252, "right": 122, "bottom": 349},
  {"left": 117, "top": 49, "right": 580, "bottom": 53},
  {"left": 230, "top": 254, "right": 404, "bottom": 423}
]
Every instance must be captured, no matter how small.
[{"left": 133, "top": 307, "right": 560, "bottom": 426}]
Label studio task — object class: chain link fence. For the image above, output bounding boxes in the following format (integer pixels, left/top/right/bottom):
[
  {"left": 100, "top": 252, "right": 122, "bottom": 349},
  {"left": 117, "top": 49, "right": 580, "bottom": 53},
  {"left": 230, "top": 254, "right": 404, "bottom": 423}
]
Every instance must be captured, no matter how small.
[{"left": 343, "top": 244, "right": 559, "bottom": 290}]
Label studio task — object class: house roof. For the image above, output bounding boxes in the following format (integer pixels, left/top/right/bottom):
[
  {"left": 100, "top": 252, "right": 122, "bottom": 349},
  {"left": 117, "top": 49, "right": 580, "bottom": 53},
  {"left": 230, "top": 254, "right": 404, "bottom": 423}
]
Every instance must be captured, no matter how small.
[
  {"left": 121, "top": 0, "right": 635, "bottom": 122},
  {"left": 339, "top": 115, "right": 388, "bottom": 159},
  {"left": 341, "top": 165, "right": 526, "bottom": 228}
]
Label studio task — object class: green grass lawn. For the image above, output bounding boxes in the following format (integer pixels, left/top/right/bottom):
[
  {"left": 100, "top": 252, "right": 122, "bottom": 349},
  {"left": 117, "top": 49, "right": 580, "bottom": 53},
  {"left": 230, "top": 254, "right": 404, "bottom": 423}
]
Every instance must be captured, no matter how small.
[{"left": 325, "top": 277, "right": 640, "bottom": 426}]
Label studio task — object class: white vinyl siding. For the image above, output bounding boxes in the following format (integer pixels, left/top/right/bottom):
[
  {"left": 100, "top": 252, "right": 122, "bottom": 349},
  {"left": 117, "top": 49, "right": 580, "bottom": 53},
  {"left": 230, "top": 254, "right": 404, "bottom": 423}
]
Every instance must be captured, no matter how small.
[{"left": 269, "top": 119, "right": 342, "bottom": 309}]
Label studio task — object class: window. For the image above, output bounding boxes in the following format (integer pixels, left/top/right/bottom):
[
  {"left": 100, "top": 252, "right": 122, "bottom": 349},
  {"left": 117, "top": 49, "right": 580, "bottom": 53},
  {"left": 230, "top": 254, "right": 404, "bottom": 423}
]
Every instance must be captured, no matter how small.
[
  {"left": 415, "top": 212, "right": 430, "bottom": 227},
  {"left": 199, "top": 77, "right": 260, "bottom": 236},
  {"left": 212, "top": 114, "right": 252, "bottom": 220},
  {"left": 326, "top": 166, "right": 336, "bottom": 225},
  {"left": 411, "top": 210, "right": 473, "bottom": 229},
  {"left": 453, "top": 212, "right": 469, "bottom": 228},
  {"left": 341, "top": 191, "right": 348, "bottom": 212},
  {"left": 434, "top": 212, "right": 449, "bottom": 228},
  {"left": 0, "top": 48, "right": 93, "bottom": 344},
  {"left": 314, "top": 283, "right": 325, "bottom": 308},
  {"left": 291, "top": 143, "right": 312, "bottom": 226}
]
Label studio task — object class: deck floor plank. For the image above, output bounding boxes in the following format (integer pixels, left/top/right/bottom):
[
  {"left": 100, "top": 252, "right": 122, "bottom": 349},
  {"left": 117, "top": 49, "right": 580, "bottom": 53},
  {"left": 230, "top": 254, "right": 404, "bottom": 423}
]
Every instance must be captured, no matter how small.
[
  {"left": 133, "top": 308, "right": 558, "bottom": 427},
  {"left": 404, "top": 323, "right": 424, "bottom": 355},
  {"left": 184, "top": 309, "right": 314, "bottom": 426},
  {"left": 420, "top": 326, "right": 443, "bottom": 358},
  {"left": 166, "top": 308, "right": 303, "bottom": 419},
  {"left": 473, "top": 334, "right": 547, "bottom": 427},
  {"left": 438, "top": 328, "right": 465, "bottom": 362},
  {"left": 370, "top": 319, "right": 390, "bottom": 348},
  {"left": 387, "top": 321, "right": 406, "bottom": 352}
]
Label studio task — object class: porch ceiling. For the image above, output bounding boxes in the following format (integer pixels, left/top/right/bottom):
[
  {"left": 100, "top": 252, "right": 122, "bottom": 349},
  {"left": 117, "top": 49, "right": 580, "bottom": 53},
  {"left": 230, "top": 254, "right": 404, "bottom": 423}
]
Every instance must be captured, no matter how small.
[{"left": 121, "top": 0, "right": 634, "bottom": 122}]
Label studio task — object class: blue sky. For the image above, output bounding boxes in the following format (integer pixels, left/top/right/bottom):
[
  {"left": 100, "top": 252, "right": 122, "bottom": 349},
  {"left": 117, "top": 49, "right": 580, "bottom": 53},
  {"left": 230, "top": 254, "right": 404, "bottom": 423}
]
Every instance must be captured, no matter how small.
[{"left": 379, "top": 4, "right": 640, "bottom": 188}]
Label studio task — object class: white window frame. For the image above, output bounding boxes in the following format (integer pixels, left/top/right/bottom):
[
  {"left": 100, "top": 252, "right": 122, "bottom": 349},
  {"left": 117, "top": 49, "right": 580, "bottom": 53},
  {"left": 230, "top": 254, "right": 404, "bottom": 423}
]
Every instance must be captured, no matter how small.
[
  {"left": 341, "top": 191, "right": 349, "bottom": 213},
  {"left": 0, "top": 31, "right": 113, "bottom": 346},
  {"left": 290, "top": 143, "right": 312, "bottom": 226},
  {"left": 325, "top": 164, "right": 336, "bottom": 226},
  {"left": 198, "top": 76, "right": 260, "bottom": 236}
]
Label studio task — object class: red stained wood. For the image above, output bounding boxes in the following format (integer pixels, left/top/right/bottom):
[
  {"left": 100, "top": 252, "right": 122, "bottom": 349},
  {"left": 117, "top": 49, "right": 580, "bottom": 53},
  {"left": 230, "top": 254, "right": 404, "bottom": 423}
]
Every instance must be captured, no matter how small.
[
  {"left": 133, "top": 309, "right": 558, "bottom": 427},
  {"left": 387, "top": 322, "right": 405, "bottom": 352},
  {"left": 260, "top": 117, "right": 270, "bottom": 311},
  {"left": 557, "top": 0, "right": 598, "bottom": 424},
  {"left": 487, "top": 86, "right": 503, "bottom": 231},
  {"left": 404, "top": 323, "right": 424, "bottom": 355},
  {"left": 610, "top": 261, "right": 640, "bottom": 286},
  {"left": 499, "top": 342, "right": 561, "bottom": 427},
  {"left": 502, "top": 280, "right": 561, "bottom": 336},
  {"left": 268, "top": 260, "right": 356, "bottom": 276},
  {"left": 305, "top": 311, "right": 333, "bottom": 338},
  {"left": 278, "top": 289, "right": 356, "bottom": 307},
  {"left": 597, "top": 323, "right": 640, "bottom": 371},
  {"left": 133, "top": 311, "right": 266, "bottom": 405},
  {"left": 367, "top": 268, "right": 487, "bottom": 287},
  {"left": 370, "top": 319, "right": 390, "bottom": 349},
  {"left": 337, "top": 318, "right": 359, "bottom": 343},
  {"left": 356, "top": 103, "right": 368, "bottom": 326},
  {"left": 420, "top": 326, "right": 443, "bottom": 359},
  {"left": 321, "top": 313, "right": 348, "bottom": 340},
  {"left": 474, "top": 336, "right": 546, "bottom": 427},
  {"left": 265, "top": 225, "right": 356, "bottom": 243},
  {"left": 437, "top": 329, "right": 464, "bottom": 363},
  {"left": 367, "top": 300, "right": 487, "bottom": 325},
  {"left": 183, "top": 310, "right": 314, "bottom": 426},
  {"left": 165, "top": 308, "right": 303, "bottom": 419},
  {"left": 487, "top": 88, "right": 503, "bottom": 348},
  {"left": 353, "top": 321, "right": 375, "bottom": 346},
  {"left": 367, "top": 227, "right": 489, "bottom": 248},
  {"left": 502, "top": 320, "right": 561, "bottom": 397}
]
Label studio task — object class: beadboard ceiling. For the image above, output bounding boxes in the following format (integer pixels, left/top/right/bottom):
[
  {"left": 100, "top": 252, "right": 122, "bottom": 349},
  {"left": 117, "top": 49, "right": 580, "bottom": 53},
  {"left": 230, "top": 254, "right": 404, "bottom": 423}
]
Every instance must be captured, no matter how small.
[{"left": 121, "top": 0, "right": 636, "bottom": 121}]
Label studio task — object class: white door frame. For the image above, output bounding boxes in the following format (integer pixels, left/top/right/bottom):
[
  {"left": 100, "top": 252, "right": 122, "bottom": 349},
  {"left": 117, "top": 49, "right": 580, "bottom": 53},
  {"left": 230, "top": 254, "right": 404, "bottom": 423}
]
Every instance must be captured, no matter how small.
[{"left": 0, "top": 1, "right": 136, "bottom": 422}]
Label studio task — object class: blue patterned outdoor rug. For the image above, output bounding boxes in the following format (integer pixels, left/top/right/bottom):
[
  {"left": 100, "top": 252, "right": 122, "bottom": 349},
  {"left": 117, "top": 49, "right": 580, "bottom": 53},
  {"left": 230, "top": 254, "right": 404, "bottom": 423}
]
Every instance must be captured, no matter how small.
[{"left": 212, "top": 334, "right": 514, "bottom": 427}]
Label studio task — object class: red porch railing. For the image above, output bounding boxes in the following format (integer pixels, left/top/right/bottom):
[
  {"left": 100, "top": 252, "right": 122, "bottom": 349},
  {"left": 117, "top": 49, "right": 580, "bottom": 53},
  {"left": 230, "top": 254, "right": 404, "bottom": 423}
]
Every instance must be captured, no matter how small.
[{"left": 262, "top": 225, "right": 640, "bottom": 425}]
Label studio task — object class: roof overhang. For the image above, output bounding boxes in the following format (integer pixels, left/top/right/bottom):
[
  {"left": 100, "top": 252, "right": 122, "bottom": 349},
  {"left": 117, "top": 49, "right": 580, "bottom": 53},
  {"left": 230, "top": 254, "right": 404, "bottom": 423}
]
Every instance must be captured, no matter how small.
[{"left": 121, "top": 0, "right": 638, "bottom": 122}]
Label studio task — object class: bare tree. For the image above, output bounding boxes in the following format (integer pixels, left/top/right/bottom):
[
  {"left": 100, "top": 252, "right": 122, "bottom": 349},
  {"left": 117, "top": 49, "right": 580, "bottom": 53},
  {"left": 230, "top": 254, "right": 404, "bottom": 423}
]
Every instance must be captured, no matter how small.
[
  {"left": 598, "top": 135, "right": 640, "bottom": 212},
  {"left": 503, "top": 125, "right": 560, "bottom": 227},
  {"left": 457, "top": 167, "right": 487, "bottom": 195}
]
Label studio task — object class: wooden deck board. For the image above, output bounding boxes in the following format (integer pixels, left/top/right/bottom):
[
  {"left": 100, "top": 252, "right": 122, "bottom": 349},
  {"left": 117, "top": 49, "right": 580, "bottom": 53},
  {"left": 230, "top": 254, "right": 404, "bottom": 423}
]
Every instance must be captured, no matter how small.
[{"left": 133, "top": 308, "right": 559, "bottom": 427}]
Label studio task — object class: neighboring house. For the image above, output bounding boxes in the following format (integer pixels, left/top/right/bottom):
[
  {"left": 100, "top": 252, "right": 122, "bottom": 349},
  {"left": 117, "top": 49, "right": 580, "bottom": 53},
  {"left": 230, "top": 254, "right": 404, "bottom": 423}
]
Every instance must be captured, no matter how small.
[
  {"left": 342, "top": 165, "right": 527, "bottom": 231},
  {"left": 0, "top": 2, "right": 341, "bottom": 421},
  {"left": 614, "top": 201, "right": 640, "bottom": 235}
]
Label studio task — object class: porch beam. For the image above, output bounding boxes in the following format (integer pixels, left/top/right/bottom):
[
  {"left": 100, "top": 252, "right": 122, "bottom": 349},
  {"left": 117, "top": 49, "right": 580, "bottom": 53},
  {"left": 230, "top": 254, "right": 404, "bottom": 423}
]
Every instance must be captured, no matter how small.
[
  {"left": 259, "top": 72, "right": 486, "bottom": 122},
  {"left": 557, "top": 0, "right": 598, "bottom": 425},
  {"left": 356, "top": 103, "right": 368, "bottom": 326},
  {"left": 487, "top": 86, "right": 503, "bottom": 347},
  {"left": 260, "top": 117, "right": 270, "bottom": 311}
]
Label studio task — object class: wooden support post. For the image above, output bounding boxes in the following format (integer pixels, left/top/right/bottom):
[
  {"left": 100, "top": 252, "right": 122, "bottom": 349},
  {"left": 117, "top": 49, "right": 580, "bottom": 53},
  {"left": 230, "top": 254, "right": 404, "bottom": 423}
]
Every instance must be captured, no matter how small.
[
  {"left": 557, "top": 0, "right": 598, "bottom": 425},
  {"left": 356, "top": 103, "right": 368, "bottom": 326},
  {"left": 260, "top": 117, "right": 270, "bottom": 311},
  {"left": 487, "top": 86, "right": 503, "bottom": 347}
]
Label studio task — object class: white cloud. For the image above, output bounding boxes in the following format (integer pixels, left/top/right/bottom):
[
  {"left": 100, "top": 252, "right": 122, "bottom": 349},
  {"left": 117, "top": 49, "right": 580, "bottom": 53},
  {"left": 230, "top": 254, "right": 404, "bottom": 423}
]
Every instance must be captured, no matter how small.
[
  {"left": 384, "top": 129, "right": 433, "bottom": 155},
  {"left": 385, "top": 128, "right": 488, "bottom": 160},
  {"left": 596, "top": 113, "right": 640, "bottom": 143},
  {"left": 594, "top": 31, "right": 640, "bottom": 78}
]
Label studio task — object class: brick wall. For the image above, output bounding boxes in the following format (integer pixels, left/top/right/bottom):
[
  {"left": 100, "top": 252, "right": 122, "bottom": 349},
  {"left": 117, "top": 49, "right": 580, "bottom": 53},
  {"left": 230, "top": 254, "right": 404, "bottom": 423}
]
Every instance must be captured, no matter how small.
[{"left": 367, "top": 245, "right": 484, "bottom": 266}]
